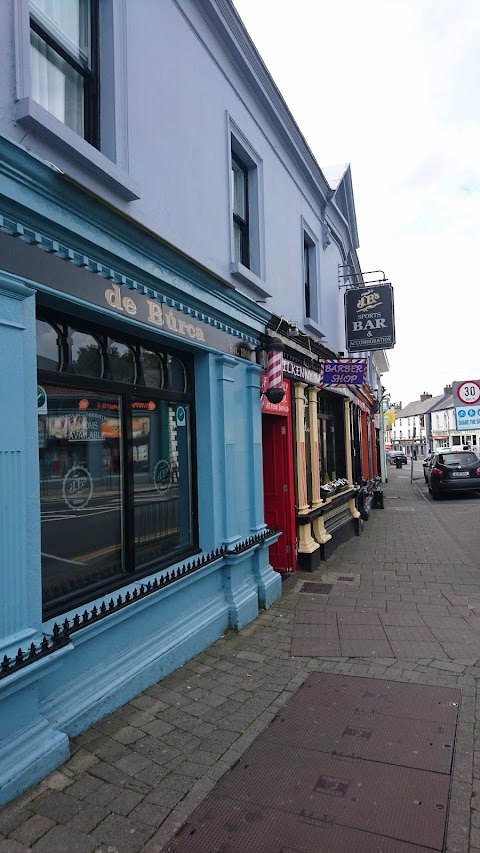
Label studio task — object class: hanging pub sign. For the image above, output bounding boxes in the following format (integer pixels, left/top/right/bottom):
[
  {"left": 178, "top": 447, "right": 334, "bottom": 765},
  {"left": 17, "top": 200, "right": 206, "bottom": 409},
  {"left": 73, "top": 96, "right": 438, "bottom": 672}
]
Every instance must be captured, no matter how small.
[
  {"left": 320, "top": 359, "right": 367, "bottom": 386},
  {"left": 345, "top": 284, "right": 395, "bottom": 352}
]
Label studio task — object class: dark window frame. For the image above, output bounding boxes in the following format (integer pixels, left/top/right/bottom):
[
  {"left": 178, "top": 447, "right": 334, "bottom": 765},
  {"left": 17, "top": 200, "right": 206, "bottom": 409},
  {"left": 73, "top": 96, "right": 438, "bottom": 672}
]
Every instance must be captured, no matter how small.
[
  {"left": 231, "top": 152, "right": 250, "bottom": 268},
  {"left": 29, "top": 0, "right": 100, "bottom": 148},
  {"left": 37, "top": 310, "right": 199, "bottom": 619},
  {"left": 304, "top": 238, "right": 312, "bottom": 319}
]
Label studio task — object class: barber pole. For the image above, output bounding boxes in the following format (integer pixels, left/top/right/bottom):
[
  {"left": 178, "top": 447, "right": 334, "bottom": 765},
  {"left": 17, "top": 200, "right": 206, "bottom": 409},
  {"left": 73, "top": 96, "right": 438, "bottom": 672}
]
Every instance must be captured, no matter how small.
[
  {"left": 263, "top": 338, "right": 285, "bottom": 405},
  {"left": 266, "top": 339, "right": 283, "bottom": 388}
]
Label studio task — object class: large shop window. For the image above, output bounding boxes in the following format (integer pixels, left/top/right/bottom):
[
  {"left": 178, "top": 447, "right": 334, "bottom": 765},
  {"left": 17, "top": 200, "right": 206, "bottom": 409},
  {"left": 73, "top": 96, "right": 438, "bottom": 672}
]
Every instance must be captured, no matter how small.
[
  {"left": 36, "top": 314, "right": 196, "bottom": 619},
  {"left": 317, "top": 391, "right": 347, "bottom": 486}
]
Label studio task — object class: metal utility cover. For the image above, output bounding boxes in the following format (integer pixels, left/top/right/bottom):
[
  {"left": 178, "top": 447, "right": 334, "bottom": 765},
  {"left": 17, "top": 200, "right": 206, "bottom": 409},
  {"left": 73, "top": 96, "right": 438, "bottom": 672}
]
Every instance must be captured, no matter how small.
[
  {"left": 166, "top": 674, "right": 459, "bottom": 853},
  {"left": 262, "top": 707, "right": 455, "bottom": 773},
  {"left": 213, "top": 742, "right": 449, "bottom": 849},
  {"left": 168, "top": 799, "right": 435, "bottom": 852},
  {"left": 301, "top": 582, "right": 333, "bottom": 594},
  {"left": 288, "top": 672, "right": 460, "bottom": 725}
]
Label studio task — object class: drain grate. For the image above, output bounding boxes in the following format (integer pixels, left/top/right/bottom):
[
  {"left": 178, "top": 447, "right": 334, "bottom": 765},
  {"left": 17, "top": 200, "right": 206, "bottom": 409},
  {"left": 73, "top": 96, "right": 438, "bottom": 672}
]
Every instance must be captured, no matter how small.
[{"left": 301, "top": 582, "right": 333, "bottom": 594}]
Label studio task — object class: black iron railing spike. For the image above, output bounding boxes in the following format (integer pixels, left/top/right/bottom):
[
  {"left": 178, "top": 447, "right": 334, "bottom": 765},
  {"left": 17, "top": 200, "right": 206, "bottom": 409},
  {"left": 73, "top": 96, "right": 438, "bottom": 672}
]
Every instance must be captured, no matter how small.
[
  {"left": 29, "top": 643, "right": 36, "bottom": 660},
  {"left": 41, "top": 636, "right": 49, "bottom": 652},
  {"left": 109, "top": 599, "right": 115, "bottom": 610},
  {"left": 1, "top": 655, "right": 10, "bottom": 673},
  {"left": 15, "top": 648, "right": 24, "bottom": 665}
]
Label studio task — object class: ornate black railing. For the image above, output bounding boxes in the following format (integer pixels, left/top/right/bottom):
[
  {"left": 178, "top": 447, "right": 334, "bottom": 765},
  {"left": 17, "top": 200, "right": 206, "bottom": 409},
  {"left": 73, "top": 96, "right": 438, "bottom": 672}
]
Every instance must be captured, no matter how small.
[{"left": 0, "top": 530, "right": 278, "bottom": 681}]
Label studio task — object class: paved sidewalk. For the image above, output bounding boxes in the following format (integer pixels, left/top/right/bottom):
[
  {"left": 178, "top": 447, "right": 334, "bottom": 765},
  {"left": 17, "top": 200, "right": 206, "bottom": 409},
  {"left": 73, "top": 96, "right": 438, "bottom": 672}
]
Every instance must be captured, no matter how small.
[{"left": 1, "top": 466, "right": 480, "bottom": 851}]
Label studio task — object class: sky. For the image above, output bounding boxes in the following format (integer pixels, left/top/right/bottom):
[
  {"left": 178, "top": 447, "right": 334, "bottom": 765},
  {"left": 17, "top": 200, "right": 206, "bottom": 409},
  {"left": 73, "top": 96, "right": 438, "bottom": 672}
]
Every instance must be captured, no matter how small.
[{"left": 232, "top": 0, "right": 480, "bottom": 409}]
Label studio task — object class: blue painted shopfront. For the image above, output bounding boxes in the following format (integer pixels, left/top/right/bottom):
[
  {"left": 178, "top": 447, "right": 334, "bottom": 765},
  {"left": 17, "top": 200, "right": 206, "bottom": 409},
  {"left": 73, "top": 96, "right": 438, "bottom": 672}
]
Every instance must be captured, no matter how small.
[{"left": 0, "top": 134, "right": 281, "bottom": 805}]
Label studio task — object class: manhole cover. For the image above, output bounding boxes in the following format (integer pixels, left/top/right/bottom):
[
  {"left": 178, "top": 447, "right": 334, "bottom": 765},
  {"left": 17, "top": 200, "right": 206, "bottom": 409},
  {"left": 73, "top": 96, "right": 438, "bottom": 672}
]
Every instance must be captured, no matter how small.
[
  {"left": 301, "top": 583, "right": 332, "bottom": 595},
  {"left": 337, "top": 575, "right": 355, "bottom": 582}
]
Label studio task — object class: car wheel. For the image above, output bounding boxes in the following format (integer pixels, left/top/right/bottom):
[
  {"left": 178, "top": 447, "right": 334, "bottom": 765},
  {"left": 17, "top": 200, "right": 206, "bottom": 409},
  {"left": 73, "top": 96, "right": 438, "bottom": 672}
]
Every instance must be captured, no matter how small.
[{"left": 431, "top": 490, "right": 440, "bottom": 501}]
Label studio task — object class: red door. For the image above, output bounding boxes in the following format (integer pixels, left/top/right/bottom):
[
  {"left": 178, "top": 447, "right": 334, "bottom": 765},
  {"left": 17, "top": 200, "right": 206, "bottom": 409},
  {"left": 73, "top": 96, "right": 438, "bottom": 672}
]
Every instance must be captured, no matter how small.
[{"left": 262, "top": 414, "right": 294, "bottom": 571}]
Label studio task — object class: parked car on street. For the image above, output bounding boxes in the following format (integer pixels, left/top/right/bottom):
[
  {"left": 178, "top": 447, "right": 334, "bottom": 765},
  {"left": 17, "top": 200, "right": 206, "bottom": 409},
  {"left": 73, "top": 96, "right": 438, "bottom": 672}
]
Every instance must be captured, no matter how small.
[
  {"left": 422, "top": 452, "right": 436, "bottom": 481},
  {"left": 388, "top": 451, "right": 407, "bottom": 466},
  {"left": 426, "top": 450, "right": 480, "bottom": 500}
]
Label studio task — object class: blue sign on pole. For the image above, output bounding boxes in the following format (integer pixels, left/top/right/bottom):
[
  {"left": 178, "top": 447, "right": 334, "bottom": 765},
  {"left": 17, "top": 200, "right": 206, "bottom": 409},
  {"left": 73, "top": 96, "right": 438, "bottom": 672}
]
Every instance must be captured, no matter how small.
[
  {"left": 321, "top": 359, "right": 367, "bottom": 386},
  {"left": 453, "top": 380, "right": 480, "bottom": 431}
]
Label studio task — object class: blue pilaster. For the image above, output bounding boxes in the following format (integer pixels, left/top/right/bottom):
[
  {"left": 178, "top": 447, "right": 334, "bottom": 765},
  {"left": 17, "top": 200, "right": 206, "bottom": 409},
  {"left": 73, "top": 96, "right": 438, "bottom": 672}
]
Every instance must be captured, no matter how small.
[
  {"left": 216, "top": 354, "right": 240, "bottom": 547},
  {"left": 246, "top": 362, "right": 266, "bottom": 533},
  {"left": 0, "top": 270, "right": 69, "bottom": 806}
]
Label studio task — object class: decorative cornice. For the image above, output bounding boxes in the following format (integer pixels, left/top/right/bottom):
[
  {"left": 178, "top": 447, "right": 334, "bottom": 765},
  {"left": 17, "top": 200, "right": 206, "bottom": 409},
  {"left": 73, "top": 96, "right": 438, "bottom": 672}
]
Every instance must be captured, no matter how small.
[
  {"left": 0, "top": 133, "right": 271, "bottom": 329},
  {"left": 0, "top": 212, "right": 259, "bottom": 345}
]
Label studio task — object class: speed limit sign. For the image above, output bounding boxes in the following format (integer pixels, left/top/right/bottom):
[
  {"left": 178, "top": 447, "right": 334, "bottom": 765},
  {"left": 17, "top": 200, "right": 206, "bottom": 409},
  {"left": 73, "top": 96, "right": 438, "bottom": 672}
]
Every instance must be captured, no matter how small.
[{"left": 456, "top": 381, "right": 480, "bottom": 405}]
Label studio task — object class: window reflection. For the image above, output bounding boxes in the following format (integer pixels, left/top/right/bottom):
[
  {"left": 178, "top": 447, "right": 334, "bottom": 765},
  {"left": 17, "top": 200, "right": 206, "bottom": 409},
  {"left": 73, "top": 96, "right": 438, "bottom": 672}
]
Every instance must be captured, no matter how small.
[
  {"left": 71, "top": 330, "right": 102, "bottom": 377},
  {"left": 142, "top": 349, "right": 165, "bottom": 388},
  {"left": 167, "top": 355, "right": 187, "bottom": 392},
  {"left": 109, "top": 341, "right": 136, "bottom": 383},
  {"left": 39, "top": 387, "right": 124, "bottom": 609},
  {"left": 133, "top": 400, "right": 192, "bottom": 568},
  {"left": 36, "top": 320, "right": 61, "bottom": 371}
]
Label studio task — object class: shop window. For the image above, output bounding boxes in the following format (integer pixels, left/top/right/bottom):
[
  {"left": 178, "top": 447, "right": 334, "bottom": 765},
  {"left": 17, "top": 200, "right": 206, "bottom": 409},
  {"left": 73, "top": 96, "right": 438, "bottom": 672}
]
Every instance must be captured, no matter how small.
[
  {"left": 39, "top": 387, "right": 124, "bottom": 608},
  {"left": 133, "top": 400, "right": 192, "bottom": 568},
  {"left": 167, "top": 354, "right": 188, "bottom": 393},
  {"left": 36, "top": 319, "right": 62, "bottom": 371},
  {"left": 36, "top": 312, "right": 196, "bottom": 618},
  {"left": 317, "top": 391, "right": 347, "bottom": 485},
  {"left": 109, "top": 340, "right": 136, "bottom": 384},
  {"left": 29, "top": 0, "right": 99, "bottom": 146},
  {"left": 71, "top": 329, "right": 103, "bottom": 377},
  {"left": 142, "top": 349, "right": 165, "bottom": 389}
]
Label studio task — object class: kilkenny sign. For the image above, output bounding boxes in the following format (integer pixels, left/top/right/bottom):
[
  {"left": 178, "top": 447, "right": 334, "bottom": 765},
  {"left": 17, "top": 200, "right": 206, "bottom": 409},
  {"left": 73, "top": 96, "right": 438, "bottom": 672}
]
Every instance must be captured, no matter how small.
[
  {"left": 345, "top": 284, "right": 395, "bottom": 352},
  {"left": 452, "top": 380, "right": 480, "bottom": 431},
  {"left": 320, "top": 359, "right": 367, "bottom": 386}
]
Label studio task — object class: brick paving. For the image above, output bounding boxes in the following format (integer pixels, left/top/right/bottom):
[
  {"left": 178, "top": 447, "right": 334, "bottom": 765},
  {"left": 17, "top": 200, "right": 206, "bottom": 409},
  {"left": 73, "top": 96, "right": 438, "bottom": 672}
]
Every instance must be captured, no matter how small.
[{"left": 1, "top": 465, "right": 480, "bottom": 851}]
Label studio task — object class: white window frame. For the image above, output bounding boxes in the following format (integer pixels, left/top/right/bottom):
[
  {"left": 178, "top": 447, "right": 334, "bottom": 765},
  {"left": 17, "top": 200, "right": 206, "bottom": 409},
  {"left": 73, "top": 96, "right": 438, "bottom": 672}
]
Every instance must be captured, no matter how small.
[
  {"left": 227, "top": 113, "right": 268, "bottom": 298},
  {"left": 13, "top": 0, "right": 139, "bottom": 200}
]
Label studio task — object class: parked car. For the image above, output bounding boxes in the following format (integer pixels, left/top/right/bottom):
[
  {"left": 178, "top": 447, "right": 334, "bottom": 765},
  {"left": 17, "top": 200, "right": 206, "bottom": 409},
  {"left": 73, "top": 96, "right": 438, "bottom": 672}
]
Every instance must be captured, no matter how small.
[
  {"left": 422, "top": 452, "right": 435, "bottom": 481},
  {"left": 426, "top": 450, "right": 480, "bottom": 500},
  {"left": 389, "top": 451, "right": 407, "bottom": 466}
]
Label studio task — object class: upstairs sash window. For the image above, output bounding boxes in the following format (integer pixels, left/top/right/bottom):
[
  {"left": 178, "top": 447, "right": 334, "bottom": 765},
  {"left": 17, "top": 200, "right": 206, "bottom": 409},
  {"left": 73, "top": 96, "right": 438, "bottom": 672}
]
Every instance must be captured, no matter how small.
[{"left": 29, "top": 0, "right": 99, "bottom": 146}]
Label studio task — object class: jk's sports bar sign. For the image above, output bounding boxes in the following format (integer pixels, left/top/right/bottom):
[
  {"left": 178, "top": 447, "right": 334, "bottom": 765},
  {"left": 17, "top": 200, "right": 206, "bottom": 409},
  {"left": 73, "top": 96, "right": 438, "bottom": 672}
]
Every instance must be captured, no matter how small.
[{"left": 345, "top": 284, "right": 395, "bottom": 352}]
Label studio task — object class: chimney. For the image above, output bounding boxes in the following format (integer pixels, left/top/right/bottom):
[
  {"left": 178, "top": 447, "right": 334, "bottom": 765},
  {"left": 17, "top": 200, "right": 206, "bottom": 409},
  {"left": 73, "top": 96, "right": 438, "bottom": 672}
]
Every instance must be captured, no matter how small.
[
  {"left": 443, "top": 384, "right": 452, "bottom": 396},
  {"left": 420, "top": 392, "right": 432, "bottom": 402}
]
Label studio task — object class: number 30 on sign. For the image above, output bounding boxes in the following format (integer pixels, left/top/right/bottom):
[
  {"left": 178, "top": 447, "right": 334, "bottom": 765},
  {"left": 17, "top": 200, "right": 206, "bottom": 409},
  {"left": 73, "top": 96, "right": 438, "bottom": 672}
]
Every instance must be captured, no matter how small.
[{"left": 456, "top": 381, "right": 480, "bottom": 405}]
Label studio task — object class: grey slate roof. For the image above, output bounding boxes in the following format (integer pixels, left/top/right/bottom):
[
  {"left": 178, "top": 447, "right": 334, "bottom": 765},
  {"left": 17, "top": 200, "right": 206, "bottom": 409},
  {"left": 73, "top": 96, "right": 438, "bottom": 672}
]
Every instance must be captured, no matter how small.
[{"left": 396, "top": 394, "right": 449, "bottom": 418}]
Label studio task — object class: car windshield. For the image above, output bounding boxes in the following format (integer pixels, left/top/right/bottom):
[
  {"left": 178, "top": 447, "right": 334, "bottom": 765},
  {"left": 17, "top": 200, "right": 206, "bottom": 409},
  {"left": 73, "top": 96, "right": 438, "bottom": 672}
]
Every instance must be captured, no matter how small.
[{"left": 439, "top": 452, "right": 477, "bottom": 466}]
